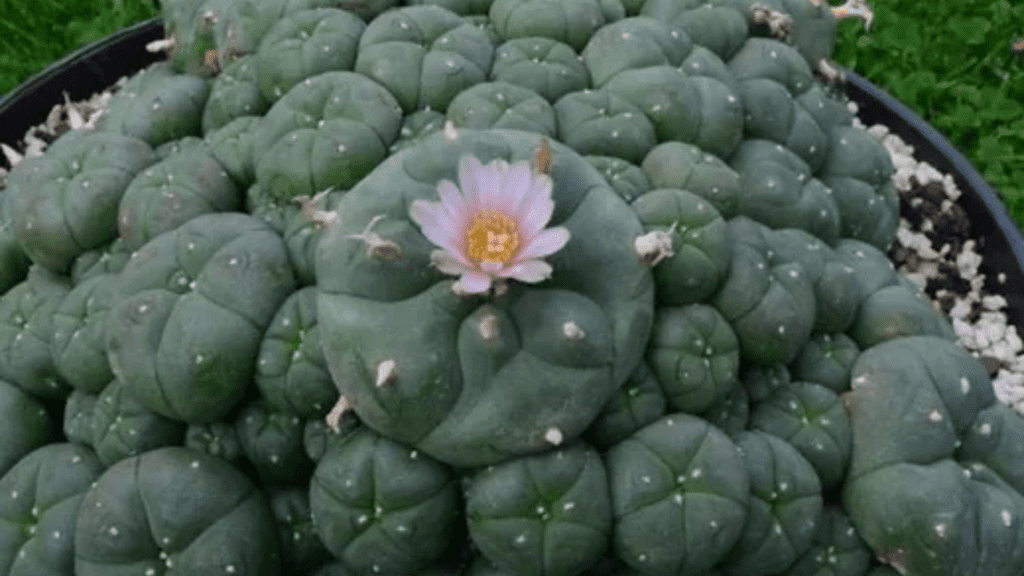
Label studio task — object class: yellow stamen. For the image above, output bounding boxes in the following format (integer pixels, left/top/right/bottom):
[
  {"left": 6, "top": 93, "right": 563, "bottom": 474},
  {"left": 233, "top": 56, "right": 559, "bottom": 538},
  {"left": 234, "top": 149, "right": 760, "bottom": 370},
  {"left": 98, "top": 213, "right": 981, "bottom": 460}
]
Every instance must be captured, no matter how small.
[{"left": 465, "top": 211, "right": 520, "bottom": 263}]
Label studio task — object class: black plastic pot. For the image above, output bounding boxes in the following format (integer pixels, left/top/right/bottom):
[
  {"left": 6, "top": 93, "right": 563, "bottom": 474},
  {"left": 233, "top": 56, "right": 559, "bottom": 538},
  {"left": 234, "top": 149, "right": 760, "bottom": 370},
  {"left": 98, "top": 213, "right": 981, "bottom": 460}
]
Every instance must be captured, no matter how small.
[
  {"left": 0, "top": 18, "right": 165, "bottom": 149},
  {"left": 1, "top": 21, "right": 1022, "bottom": 328}
]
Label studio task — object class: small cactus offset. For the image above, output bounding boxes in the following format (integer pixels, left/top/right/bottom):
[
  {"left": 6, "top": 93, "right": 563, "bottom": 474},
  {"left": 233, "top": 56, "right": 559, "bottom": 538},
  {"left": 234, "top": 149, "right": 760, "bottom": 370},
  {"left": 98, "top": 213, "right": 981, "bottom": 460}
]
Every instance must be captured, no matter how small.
[{"left": 2, "top": 0, "right": 1019, "bottom": 574}]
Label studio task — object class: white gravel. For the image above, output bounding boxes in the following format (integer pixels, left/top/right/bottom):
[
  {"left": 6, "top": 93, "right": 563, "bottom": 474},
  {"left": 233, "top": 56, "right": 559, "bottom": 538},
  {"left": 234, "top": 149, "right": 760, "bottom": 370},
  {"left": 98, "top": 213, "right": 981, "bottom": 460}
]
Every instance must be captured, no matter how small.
[{"left": 854, "top": 108, "right": 1024, "bottom": 415}]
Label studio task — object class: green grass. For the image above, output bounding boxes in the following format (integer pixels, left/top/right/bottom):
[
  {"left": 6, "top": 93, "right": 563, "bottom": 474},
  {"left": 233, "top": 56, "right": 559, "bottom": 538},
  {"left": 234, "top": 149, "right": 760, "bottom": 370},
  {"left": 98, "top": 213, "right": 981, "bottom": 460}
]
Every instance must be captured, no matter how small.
[
  {"left": 0, "top": 0, "right": 157, "bottom": 97},
  {"left": 830, "top": 0, "right": 1024, "bottom": 226},
  {"left": 0, "top": 0, "right": 1022, "bottom": 229}
]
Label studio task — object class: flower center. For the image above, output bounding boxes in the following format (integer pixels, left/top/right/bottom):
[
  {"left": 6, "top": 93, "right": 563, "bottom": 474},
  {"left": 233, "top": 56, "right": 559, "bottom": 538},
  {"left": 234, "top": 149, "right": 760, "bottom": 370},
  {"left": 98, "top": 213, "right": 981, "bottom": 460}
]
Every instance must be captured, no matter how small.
[{"left": 465, "top": 211, "right": 520, "bottom": 263}]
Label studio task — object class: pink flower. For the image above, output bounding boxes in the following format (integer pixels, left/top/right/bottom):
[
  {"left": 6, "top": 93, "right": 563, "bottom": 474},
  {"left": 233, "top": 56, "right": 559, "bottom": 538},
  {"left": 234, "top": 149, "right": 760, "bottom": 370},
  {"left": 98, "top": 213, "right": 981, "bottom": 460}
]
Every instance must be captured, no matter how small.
[{"left": 410, "top": 155, "right": 571, "bottom": 294}]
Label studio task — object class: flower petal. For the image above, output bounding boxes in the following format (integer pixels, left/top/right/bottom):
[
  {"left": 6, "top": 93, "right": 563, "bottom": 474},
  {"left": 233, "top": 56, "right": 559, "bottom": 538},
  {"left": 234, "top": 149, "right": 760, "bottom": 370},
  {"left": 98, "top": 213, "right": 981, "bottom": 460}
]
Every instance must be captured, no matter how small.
[
  {"left": 512, "top": 226, "right": 570, "bottom": 262},
  {"left": 437, "top": 179, "right": 468, "bottom": 223},
  {"left": 436, "top": 180, "right": 470, "bottom": 247},
  {"left": 498, "top": 160, "right": 534, "bottom": 216},
  {"left": 518, "top": 193, "right": 555, "bottom": 241},
  {"left": 410, "top": 199, "right": 453, "bottom": 243},
  {"left": 512, "top": 172, "right": 554, "bottom": 233},
  {"left": 459, "top": 155, "right": 486, "bottom": 211},
  {"left": 457, "top": 269, "right": 493, "bottom": 293},
  {"left": 411, "top": 199, "right": 471, "bottom": 264},
  {"left": 409, "top": 198, "right": 441, "bottom": 229},
  {"left": 477, "top": 159, "right": 505, "bottom": 216},
  {"left": 479, "top": 260, "right": 504, "bottom": 274},
  {"left": 431, "top": 249, "right": 473, "bottom": 274},
  {"left": 497, "top": 259, "right": 553, "bottom": 283}
]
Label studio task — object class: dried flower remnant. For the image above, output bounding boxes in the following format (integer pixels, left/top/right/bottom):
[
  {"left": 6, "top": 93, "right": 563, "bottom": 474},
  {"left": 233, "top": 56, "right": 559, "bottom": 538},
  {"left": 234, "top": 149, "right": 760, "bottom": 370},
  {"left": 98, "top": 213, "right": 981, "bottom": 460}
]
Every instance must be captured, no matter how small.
[
  {"left": 325, "top": 395, "right": 351, "bottom": 432},
  {"left": 203, "top": 49, "right": 221, "bottom": 74},
  {"left": 296, "top": 189, "right": 338, "bottom": 230},
  {"left": 534, "top": 137, "right": 552, "bottom": 176},
  {"left": 346, "top": 214, "right": 403, "bottom": 260},
  {"left": 809, "top": 0, "right": 875, "bottom": 82},
  {"left": 634, "top": 221, "right": 678, "bottom": 266},
  {"left": 409, "top": 145, "right": 571, "bottom": 295},
  {"left": 830, "top": 0, "right": 875, "bottom": 30},
  {"left": 146, "top": 37, "right": 176, "bottom": 54},
  {"left": 750, "top": 4, "right": 793, "bottom": 39}
]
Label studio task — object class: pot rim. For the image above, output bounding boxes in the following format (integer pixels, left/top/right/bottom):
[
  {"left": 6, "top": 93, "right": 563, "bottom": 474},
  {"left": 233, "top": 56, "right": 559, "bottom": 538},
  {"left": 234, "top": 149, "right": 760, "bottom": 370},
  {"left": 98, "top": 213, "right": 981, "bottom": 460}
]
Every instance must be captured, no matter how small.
[{"left": 0, "top": 17, "right": 164, "bottom": 152}]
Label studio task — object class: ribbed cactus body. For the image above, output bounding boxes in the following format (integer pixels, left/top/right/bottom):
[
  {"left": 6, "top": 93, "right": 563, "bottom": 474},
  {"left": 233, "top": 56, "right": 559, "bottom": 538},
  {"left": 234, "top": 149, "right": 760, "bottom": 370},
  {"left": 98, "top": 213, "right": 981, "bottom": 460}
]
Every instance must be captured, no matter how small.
[
  {"left": 490, "top": 0, "right": 625, "bottom": 52},
  {"left": 555, "top": 89, "right": 657, "bottom": 164},
  {"left": 490, "top": 37, "right": 590, "bottom": 103},
  {"left": 250, "top": 70, "right": 403, "bottom": 201},
  {"left": 641, "top": 141, "right": 741, "bottom": 217},
  {"left": 843, "top": 337, "right": 1024, "bottom": 576},
  {"left": 788, "top": 332, "right": 860, "bottom": 394},
  {"left": 355, "top": 5, "right": 495, "bottom": 113},
  {"left": 255, "top": 9, "right": 366, "bottom": 102},
  {"left": 255, "top": 286, "right": 337, "bottom": 418},
  {"left": 448, "top": 81, "right": 558, "bottom": 136},
  {"left": 749, "top": 380, "right": 851, "bottom": 490},
  {"left": 0, "top": 0, "right": 1004, "bottom": 574},
  {"left": 465, "top": 443, "right": 613, "bottom": 576},
  {"left": 235, "top": 399, "right": 314, "bottom": 485},
  {"left": 720, "top": 430, "right": 823, "bottom": 576},
  {"left": 631, "top": 187, "right": 732, "bottom": 306},
  {"left": 90, "top": 378, "right": 186, "bottom": 467},
  {"left": 310, "top": 427, "right": 459, "bottom": 575},
  {"left": 607, "top": 414, "right": 750, "bottom": 576},
  {"left": 202, "top": 55, "right": 269, "bottom": 133},
  {"left": 647, "top": 304, "right": 740, "bottom": 414},
  {"left": 5, "top": 129, "right": 155, "bottom": 274},
  {"left": 106, "top": 213, "right": 296, "bottom": 423},
  {"left": 585, "top": 359, "right": 666, "bottom": 450},
  {"left": 117, "top": 144, "right": 242, "bottom": 250},
  {"left": 102, "top": 62, "right": 211, "bottom": 146},
  {"left": 316, "top": 129, "right": 653, "bottom": 466},
  {"left": 0, "top": 380, "right": 54, "bottom": 478},
  {"left": 74, "top": 447, "right": 281, "bottom": 575}
]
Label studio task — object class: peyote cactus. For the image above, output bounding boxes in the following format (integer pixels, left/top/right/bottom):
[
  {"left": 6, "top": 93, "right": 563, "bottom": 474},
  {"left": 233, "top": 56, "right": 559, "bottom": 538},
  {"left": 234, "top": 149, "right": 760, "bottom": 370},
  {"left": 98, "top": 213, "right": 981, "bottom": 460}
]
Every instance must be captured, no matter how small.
[
  {"left": 268, "top": 487, "right": 333, "bottom": 572},
  {"left": 464, "top": 442, "right": 613, "bottom": 576},
  {"left": 309, "top": 425, "right": 461, "bottom": 575},
  {"left": 90, "top": 378, "right": 187, "bottom": 467},
  {"left": 3, "top": 129, "right": 155, "bottom": 275},
  {"left": 248, "top": 70, "right": 403, "bottom": 202},
  {"left": 117, "top": 139, "right": 243, "bottom": 250},
  {"left": 3, "top": 0, "right": 1019, "bottom": 574},
  {"left": 315, "top": 129, "right": 654, "bottom": 467},
  {"left": 842, "top": 336, "right": 1024, "bottom": 576},
  {"left": 255, "top": 286, "right": 338, "bottom": 418},
  {"left": 51, "top": 272, "right": 121, "bottom": 394},
  {"left": 0, "top": 266, "right": 72, "bottom": 400},
  {"left": 235, "top": 399, "right": 315, "bottom": 486},
  {"left": 0, "top": 380, "right": 54, "bottom": 477},
  {"left": 73, "top": 446, "right": 281, "bottom": 575},
  {"left": 100, "top": 62, "right": 211, "bottom": 147},
  {"left": 254, "top": 8, "right": 367, "bottom": 103},
  {"left": 63, "top": 389, "right": 100, "bottom": 448},
  {"left": 606, "top": 414, "right": 749, "bottom": 576},
  {"left": 105, "top": 212, "right": 296, "bottom": 423},
  {"left": 0, "top": 443, "right": 104, "bottom": 574}
]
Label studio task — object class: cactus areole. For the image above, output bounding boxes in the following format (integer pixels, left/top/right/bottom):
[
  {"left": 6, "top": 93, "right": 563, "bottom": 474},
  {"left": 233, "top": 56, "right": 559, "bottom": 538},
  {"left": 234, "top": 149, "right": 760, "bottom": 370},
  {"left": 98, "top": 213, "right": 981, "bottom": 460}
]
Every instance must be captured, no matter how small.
[{"left": 316, "top": 128, "right": 655, "bottom": 467}]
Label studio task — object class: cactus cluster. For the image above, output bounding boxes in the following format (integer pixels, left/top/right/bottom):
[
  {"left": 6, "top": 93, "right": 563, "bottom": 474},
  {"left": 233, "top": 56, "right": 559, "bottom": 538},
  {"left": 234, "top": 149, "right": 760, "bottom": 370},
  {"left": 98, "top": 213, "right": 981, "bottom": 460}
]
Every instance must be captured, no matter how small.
[{"left": 0, "top": 0, "right": 1018, "bottom": 574}]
